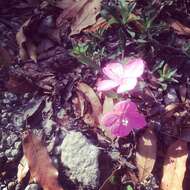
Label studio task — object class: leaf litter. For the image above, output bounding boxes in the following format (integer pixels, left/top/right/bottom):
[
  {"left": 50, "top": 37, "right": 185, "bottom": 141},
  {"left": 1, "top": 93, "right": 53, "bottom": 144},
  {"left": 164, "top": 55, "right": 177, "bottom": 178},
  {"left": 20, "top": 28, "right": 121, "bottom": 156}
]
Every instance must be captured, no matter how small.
[
  {"left": 22, "top": 131, "right": 63, "bottom": 190},
  {"left": 1, "top": 0, "right": 190, "bottom": 190}
]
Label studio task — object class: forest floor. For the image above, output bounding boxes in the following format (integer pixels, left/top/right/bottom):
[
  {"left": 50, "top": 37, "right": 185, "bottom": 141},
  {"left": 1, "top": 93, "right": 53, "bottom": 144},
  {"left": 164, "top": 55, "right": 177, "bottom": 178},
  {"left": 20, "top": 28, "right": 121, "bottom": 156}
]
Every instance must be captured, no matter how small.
[{"left": 0, "top": 0, "right": 190, "bottom": 190}]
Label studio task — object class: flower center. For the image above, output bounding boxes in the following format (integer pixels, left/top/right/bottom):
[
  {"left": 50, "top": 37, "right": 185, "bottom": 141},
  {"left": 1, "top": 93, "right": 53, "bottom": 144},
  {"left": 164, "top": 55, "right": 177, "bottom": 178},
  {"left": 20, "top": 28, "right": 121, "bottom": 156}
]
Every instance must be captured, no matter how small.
[{"left": 122, "top": 119, "right": 128, "bottom": 126}]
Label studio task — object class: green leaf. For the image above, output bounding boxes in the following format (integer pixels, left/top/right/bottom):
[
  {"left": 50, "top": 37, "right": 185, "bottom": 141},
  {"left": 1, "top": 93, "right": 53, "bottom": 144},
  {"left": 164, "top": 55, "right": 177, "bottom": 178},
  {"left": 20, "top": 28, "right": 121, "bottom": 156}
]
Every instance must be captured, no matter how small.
[{"left": 126, "top": 185, "right": 133, "bottom": 190}]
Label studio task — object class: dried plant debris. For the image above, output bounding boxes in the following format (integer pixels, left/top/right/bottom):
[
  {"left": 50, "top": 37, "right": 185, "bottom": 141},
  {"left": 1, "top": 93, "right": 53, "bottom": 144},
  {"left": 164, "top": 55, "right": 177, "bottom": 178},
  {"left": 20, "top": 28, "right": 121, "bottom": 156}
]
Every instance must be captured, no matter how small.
[
  {"left": 22, "top": 131, "right": 64, "bottom": 190},
  {"left": 136, "top": 128, "right": 157, "bottom": 182},
  {"left": 16, "top": 18, "right": 37, "bottom": 62},
  {"left": 161, "top": 140, "right": 188, "bottom": 190},
  {"left": 56, "top": 0, "right": 102, "bottom": 36},
  {"left": 1, "top": 0, "right": 190, "bottom": 190}
]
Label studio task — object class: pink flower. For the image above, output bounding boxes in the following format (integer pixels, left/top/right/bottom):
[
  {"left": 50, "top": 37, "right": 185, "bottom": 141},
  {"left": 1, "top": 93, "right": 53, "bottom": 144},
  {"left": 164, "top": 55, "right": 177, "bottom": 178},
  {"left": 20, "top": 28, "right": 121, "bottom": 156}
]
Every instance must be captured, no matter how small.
[
  {"left": 101, "top": 100, "right": 147, "bottom": 137},
  {"left": 97, "top": 58, "right": 145, "bottom": 93}
]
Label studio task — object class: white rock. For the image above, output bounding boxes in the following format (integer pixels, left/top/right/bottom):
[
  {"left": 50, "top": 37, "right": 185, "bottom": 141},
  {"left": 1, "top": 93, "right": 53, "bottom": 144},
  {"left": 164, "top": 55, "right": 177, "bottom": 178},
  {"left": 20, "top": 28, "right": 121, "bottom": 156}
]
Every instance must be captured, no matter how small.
[{"left": 61, "top": 131, "right": 100, "bottom": 189}]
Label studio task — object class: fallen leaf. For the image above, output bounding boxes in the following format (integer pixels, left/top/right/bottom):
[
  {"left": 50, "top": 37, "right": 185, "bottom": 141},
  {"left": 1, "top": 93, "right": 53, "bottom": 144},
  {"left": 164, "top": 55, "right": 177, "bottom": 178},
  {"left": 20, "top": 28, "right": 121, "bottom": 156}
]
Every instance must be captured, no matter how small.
[
  {"left": 169, "top": 19, "right": 190, "bottom": 36},
  {"left": 77, "top": 82, "right": 102, "bottom": 125},
  {"left": 75, "top": 91, "right": 86, "bottom": 117},
  {"left": 164, "top": 103, "right": 180, "bottom": 118},
  {"left": 56, "top": 0, "right": 102, "bottom": 36},
  {"left": 5, "top": 75, "right": 34, "bottom": 94},
  {"left": 161, "top": 140, "right": 188, "bottom": 190},
  {"left": 22, "top": 131, "right": 63, "bottom": 190},
  {"left": 83, "top": 17, "right": 110, "bottom": 33},
  {"left": 56, "top": 0, "right": 88, "bottom": 19},
  {"left": 136, "top": 128, "right": 157, "bottom": 182},
  {"left": 17, "top": 156, "right": 29, "bottom": 183},
  {"left": 102, "top": 96, "right": 114, "bottom": 115},
  {"left": 16, "top": 19, "right": 37, "bottom": 62},
  {"left": 100, "top": 96, "right": 115, "bottom": 140},
  {"left": 83, "top": 112, "right": 95, "bottom": 126}
]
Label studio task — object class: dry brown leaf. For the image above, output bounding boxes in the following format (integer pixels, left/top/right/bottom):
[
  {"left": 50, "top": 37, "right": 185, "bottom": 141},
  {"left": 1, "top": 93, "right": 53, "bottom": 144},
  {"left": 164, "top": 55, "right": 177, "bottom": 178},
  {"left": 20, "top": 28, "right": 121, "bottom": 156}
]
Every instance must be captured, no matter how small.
[
  {"left": 77, "top": 82, "right": 102, "bottom": 125},
  {"left": 16, "top": 19, "right": 37, "bottom": 62},
  {"left": 84, "top": 17, "right": 110, "bottom": 33},
  {"left": 56, "top": 0, "right": 102, "bottom": 36},
  {"left": 169, "top": 19, "right": 190, "bottom": 36},
  {"left": 56, "top": 0, "right": 88, "bottom": 19},
  {"left": 22, "top": 131, "right": 63, "bottom": 190},
  {"left": 164, "top": 103, "right": 180, "bottom": 118},
  {"left": 100, "top": 96, "right": 115, "bottom": 140},
  {"left": 17, "top": 155, "right": 29, "bottom": 183},
  {"left": 102, "top": 96, "right": 114, "bottom": 115},
  {"left": 70, "top": 0, "right": 102, "bottom": 36},
  {"left": 161, "top": 140, "right": 188, "bottom": 190},
  {"left": 136, "top": 128, "right": 157, "bottom": 182},
  {"left": 83, "top": 112, "right": 96, "bottom": 126},
  {"left": 76, "top": 91, "right": 86, "bottom": 117}
]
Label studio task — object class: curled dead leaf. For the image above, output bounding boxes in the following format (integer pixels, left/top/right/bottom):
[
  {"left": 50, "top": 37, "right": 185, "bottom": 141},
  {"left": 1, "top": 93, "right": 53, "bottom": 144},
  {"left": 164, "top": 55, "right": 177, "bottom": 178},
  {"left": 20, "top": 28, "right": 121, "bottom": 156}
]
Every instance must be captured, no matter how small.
[
  {"left": 164, "top": 103, "right": 180, "bottom": 118},
  {"left": 17, "top": 156, "right": 29, "bottom": 183},
  {"left": 100, "top": 96, "right": 115, "bottom": 140},
  {"left": 77, "top": 82, "right": 102, "bottom": 125},
  {"left": 56, "top": 0, "right": 102, "bottom": 36},
  {"left": 136, "top": 128, "right": 157, "bottom": 182},
  {"left": 169, "top": 19, "right": 190, "bottom": 36},
  {"left": 161, "top": 140, "right": 188, "bottom": 190},
  {"left": 22, "top": 131, "right": 63, "bottom": 190},
  {"left": 16, "top": 19, "right": 37, "bottom": 62},
  {"left": 83, "top": 17, "right": 110, "bottom": 33}
]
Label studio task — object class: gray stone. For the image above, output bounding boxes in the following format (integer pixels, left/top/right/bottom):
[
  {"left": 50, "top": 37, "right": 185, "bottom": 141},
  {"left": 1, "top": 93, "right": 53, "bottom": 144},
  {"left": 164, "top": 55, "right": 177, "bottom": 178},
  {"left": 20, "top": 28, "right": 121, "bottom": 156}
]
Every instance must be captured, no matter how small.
[
  {"left": 43, "top": 119, "right": 54, "bottom": 136},
  {"left": 7, "top": 181, "right": 16, "bottom": 190},
  {"left": 11, "top": 148, "right": 20, "bottom": 157},
  {"left": 164, "top": 88, "right": 179, "bottom": 105},
  {"left": 47, "top": 138, "right": 55, "bottom": 153},
  {"left": 4, "top": 92, "right": 17, "bottom": 101},
  {"left": 1, "top": 118, "right": 8, "bottom": 125},
  {"left": 61, "top": 131, "right": 100, "bottom": 189},
  {"left": 57, "top": 108, "right": 66, "bottom": 119},
  {"left": 14, "top": 141, "right": 22, "bottom": 149},
  {"left": 54, "top": 145, "right": 61, "bottom": 155},
  {"left": 12, "top": 114, "right": 24, "bottom": 128},
  {"left": 7, "top": 134, "right": 18, "bottom": 146},
  {"left": 25, "top": 184, "right": 41, "bottom": 190},
  {"left": 5, "top": 149, "right": 12, "bottom": 158}
]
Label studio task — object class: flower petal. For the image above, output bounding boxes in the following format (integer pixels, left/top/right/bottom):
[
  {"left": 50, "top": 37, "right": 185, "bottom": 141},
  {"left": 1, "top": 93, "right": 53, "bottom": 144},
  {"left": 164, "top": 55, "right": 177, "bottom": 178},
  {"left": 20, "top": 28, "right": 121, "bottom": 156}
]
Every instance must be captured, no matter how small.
[
  {"left": 101, "top": 112, "right": 120, "bottom": 128},
  {"left": 123, "top": 58, "right": 145, "bottom": 78},
  {"left": 97, "top": 80, "right": 119, "bottom": 91},
  {"left": 117, "top": 78, "right": 137, "bottom": 93},
  {"left": 113, "top": 100, "right": 129, "bottom": 114},
  {"left": 111, "top": 124, "right": 132, "bottom": 137},
  {"left": 128, "top": 113, "right": 147, "bottom": 129},
  {"left": 103, "top": 62, "right": 124, "bottom": 82}
]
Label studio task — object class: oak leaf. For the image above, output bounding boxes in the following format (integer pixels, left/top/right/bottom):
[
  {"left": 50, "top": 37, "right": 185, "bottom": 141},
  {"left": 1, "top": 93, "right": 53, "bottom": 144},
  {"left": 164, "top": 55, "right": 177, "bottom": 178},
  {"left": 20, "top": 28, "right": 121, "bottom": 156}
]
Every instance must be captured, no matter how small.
[
  {"left": 77, "top": 82, "right": 102, "bottom": 125},
  {"left": 16, "top": 19, "right": 37, "bottom": 62},
  {"left": 17, "top": 156, "right": 29, "bottom": 183},
  {"left": 161, "top": 140, "right": 188, "bottom": 190},
  {"left": 136, "top": 128, "right": 157, "bottom": 182},
  {"left": 56, "top": 0, "right": 102, "bottom": 36},
  {"left": 22, "top": 131, "right": 63, "bottom": 190}
]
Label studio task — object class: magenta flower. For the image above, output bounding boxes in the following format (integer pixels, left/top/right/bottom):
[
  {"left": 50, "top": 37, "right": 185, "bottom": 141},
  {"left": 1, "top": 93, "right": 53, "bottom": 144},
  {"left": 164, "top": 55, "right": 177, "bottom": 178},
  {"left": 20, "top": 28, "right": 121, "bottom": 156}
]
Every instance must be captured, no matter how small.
[
  {"left": 97, "top": 58, "right": 145, "bottom": 93},
  {"left": 101, "top": 100, "right": 147, "bottom": 137}
]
